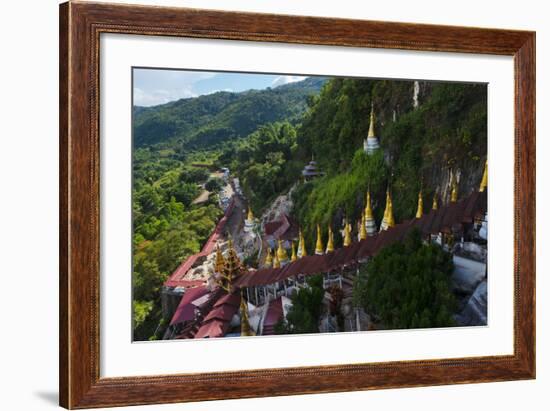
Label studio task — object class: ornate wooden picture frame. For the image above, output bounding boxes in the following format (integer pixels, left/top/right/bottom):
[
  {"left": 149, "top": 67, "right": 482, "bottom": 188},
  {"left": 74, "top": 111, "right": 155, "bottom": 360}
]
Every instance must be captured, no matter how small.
[{"left": 59, "top": 1, "right": 535, "bottom": 408}]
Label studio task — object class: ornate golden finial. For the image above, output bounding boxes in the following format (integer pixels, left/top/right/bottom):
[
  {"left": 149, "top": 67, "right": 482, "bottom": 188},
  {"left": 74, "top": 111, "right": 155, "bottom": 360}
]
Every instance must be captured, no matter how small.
[
  {"left": 265, "top": 248, "right": 273, "bottom": 267},
  {"left": 290, "top": 241, "right": 297, "bottom": 262},
  {"left": 315, "top": 224, "right": 324, "bottom": 255},
  {"left": 325, "top": 226, "right": 335, "bottom": 253},
  {"left": 416, "top": 190, "right": 424, "bottom": 219},
  {"left": 479, "top": 160, "right": 488, "bottom": 192},
  {"left": 432, "top": 194, "right": 438, "bottom": 210},
  {"left": 219, "top": 243, "right": 242, "bottom": 292},
  {"left": 277, "top": 239, "right": 288, "bottom": 262},
  {"left": 368, "top": 102, "right": 375, "bottom": 137},
  {"left": 359, "top": 213, "right": 367, "bottom": 240},
  {"left": 214, "top": 244, "right": 225, "bottom": 274},
  {"left": 240, "top": 292, "right": 254, "bottom": 337},
  {"left": 273, "top": 252, "right": 281, "bottom": 268},
  {"left": 343, "top": 221, "right": 352, "bottom": 246},
  {"left": 247, "top": 206, "right": 254, "bottom": 221},
  {"left": 364, "top": 190, "right": 374, "bottom": 219}
]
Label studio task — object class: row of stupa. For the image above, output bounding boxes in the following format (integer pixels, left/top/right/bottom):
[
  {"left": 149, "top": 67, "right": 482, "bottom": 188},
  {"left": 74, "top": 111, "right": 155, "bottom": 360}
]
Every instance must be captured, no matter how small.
[{"left": 263, "top": 160, "right": 487, "bottom": 268}]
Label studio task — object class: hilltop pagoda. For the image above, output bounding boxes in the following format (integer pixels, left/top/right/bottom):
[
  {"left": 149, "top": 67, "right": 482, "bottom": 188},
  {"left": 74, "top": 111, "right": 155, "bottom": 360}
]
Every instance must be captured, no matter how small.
[
  {"left": 363, "top": 103, "right": 380, "bottom": 155},
  {"left": 302, "top": 155, "right": 323, "bottom": 182}
]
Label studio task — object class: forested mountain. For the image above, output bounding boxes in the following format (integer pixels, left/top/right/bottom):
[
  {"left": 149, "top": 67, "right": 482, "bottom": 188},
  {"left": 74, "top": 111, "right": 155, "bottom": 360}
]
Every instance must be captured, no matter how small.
[{"left": 133, "top": 76, "right": 326, "bottom": 150}]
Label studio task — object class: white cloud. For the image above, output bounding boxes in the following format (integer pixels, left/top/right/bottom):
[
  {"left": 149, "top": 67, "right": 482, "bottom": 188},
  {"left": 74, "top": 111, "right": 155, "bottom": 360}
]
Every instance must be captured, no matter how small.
[
  {"left": 133, "top": 86, "right": 197, "bottom": 107},
  {"left": 133, "top": 69, "right": 217, "bottom": 106},
  {"left": 271, "top": 75, "right": 307, "bottom": 87}
]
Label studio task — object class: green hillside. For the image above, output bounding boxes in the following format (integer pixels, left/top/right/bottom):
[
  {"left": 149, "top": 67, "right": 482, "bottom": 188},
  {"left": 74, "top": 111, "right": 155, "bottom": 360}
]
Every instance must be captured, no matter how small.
[{"left": 133, "top": 76, "right": 326, "bottom": 150}]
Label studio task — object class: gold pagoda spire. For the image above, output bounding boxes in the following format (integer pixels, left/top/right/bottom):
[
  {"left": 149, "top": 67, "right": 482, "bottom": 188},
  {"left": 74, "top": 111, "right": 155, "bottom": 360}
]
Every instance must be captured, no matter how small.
[
  {"left": 368, "top": 102, "right": 375, "bottom": 137},
  {"left": 359, "top": 213, "right": 367, "bottom": 240},
  {"left": 247, "top": 206, "right": 254, "bottom": 221},
  {"left": 343, "top": 221, "right": 352, "bottom": 246},
  {"left": 290, "top": 241, "right": 297, "bottom": 262},
  {"left": 214, "top": 244, "right": 225, "bottom": 274},
  {"left": 299, "top": 230, "right": 307, "bottom": 257},
  {"left": 387, "top": 196, "right": 395, "bottom": 228},
  {"left": 240, "top": 292, "right": 254, "bottom": 337},
  {"left": 479, "top": 160, "right": 488, "bottom": 192},
  {"left": 380, "top": 190, "right": 395, "bottom": 231},
  {"left": 383, "top": 189, "right": 390, "bottom": 220},
  {"left": 265, "top": 248, "right": 273, "bottom": 267},
  {"left": 276, "top": 239, "right": 288, "bottom": 262},
  {"left": 364, "top": 190, "right": 374, "bottom": 219},
  {"left": 450, "top": 171, "right": 458, "bottom": 202},
  {"left": 432, "top": 194, "right": 438, "bottom": 210},
  {"left": 450, "top": 183, "right": 458, "bottom": 202},
  {"left": 325, "top": 226, "right": 335, "bottom": 253},
  {"left": 273, "top": 252, "right": 281, "bottom": 268},
  {"left": 380, "top": 189, "right": 390, "bottom": 231},
  {"left": 315, "top": 224, "right": 324, "bottom": 255},
  {"left": 416, "top": 190, "right": 424, "bottom": 219}
]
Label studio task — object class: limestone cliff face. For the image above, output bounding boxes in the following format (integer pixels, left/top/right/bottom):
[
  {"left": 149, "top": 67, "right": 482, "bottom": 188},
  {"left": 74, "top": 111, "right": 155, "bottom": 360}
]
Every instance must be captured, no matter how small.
[{"left": 260, "top": 184, "right": 297, "bottom": 223}]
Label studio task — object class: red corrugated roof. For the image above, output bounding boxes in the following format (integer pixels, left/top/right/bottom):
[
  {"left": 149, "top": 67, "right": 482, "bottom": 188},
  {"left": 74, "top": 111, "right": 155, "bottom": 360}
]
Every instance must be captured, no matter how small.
[
  {"left": 262, "top": 297, "right": 283, "bottom": 335},
  {"left": 195, "top": 319, "right": 230, "bottom": 339},
  {"left": 169, "top": 286, "right": 210, "bottom": 326}
]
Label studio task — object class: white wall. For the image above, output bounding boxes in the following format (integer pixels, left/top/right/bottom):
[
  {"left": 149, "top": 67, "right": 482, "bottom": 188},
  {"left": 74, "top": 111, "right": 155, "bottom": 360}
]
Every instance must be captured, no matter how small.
[{"left": 0, "top": 0, "right": 547, "bottom": 410}]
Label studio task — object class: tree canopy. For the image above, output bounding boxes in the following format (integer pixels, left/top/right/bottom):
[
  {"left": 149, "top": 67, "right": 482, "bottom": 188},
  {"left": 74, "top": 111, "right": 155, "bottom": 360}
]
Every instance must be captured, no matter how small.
[
  {"left": 353, "top": 229, "right": 457, "bottom": 329},
  {"left": 275, "top": 275, "right": 325, "bottom": 334}
]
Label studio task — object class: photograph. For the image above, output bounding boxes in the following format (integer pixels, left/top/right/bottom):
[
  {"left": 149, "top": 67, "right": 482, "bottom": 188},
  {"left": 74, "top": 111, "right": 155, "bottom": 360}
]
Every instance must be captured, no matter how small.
[{"left": 132, "top": 69, "right": 488, "bottom": 341}]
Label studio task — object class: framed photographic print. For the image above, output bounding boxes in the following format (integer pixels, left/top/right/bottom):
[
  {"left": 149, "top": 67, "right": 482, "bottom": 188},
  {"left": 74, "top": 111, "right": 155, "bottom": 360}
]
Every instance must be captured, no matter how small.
[{"left": 59, "top": 1, "right": 535, "bottom": 408}]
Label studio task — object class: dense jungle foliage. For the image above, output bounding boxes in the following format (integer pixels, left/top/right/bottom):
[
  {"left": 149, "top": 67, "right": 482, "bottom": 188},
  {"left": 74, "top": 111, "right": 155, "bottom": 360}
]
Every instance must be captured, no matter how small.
[{"left": 353, "top": 229, "right": 457, "bottom": 329}]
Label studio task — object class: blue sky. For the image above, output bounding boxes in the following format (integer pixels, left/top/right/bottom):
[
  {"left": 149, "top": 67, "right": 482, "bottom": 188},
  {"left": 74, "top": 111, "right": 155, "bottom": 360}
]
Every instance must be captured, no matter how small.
[{"left": 133, "top": 68, "right": 307, "bottom": 107}]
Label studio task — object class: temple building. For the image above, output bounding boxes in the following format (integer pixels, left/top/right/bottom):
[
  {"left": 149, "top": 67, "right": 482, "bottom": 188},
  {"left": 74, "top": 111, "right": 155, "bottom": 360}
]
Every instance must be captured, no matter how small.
[
  {"left": 364, "top": 191, "right": 377, "bottom": 235},
  {"left": 302, "top": 157, "right": 324, "bottom": 181},
  {"left": 363, "top": 104, "right": 380, "bottom": 155},
  {"left": 163, "top": 159, "right": 489, "bottom": 339}
]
